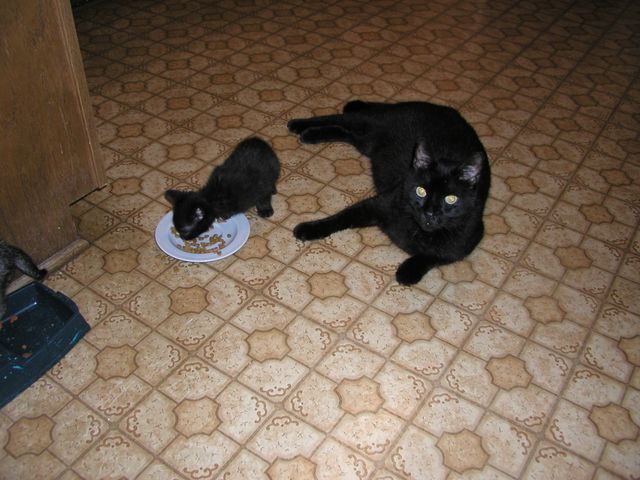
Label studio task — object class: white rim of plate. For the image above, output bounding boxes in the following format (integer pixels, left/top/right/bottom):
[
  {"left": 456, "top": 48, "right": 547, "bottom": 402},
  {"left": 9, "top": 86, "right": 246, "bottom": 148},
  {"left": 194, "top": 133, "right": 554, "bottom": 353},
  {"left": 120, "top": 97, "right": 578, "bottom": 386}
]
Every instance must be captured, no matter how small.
[{"left": 154, "top": 211, "right": 250, "bottom": 262}]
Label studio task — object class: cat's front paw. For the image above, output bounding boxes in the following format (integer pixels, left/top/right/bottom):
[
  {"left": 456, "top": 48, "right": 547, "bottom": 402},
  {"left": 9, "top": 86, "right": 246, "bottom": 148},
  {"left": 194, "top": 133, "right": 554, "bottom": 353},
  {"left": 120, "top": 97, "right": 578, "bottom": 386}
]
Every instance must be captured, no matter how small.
[
  {"left": 395, "top": 258, "right": 428, "bottom": 286},
  {"left": 293, "top": 221, "right": 327, "bottom": 241}
]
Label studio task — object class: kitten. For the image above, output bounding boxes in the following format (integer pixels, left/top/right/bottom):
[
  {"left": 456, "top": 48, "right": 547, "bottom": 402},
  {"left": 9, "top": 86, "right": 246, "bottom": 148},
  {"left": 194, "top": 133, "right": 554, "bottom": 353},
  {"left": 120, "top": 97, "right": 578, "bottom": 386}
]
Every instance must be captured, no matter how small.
[
  {"left": 0, "top": 239, "right": 47, "bottom": 318},
  {"left": 165, "top": 137, "right": 281, "bottom": 240},
  {"left": 288, "top": 100, "right": 491, "bottom": 285}
]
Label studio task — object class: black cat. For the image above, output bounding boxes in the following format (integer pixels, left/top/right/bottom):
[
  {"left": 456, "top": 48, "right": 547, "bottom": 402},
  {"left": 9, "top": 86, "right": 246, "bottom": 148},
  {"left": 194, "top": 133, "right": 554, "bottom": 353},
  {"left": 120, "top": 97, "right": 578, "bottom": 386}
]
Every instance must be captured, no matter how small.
[
  {"left": 288, "top": 100, "right": 491, "bottom": 285},
  {"left": 0, "top": 239, "right": 47, "bottom": 318},
  {"left": 165, "top": 137, "right": 281, "bottom": 240}
]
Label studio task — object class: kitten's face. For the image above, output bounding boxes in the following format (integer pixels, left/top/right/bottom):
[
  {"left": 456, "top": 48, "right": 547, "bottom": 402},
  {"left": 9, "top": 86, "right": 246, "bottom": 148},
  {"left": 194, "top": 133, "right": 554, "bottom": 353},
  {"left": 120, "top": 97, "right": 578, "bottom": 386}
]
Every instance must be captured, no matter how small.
[
  {"left": 407, "top": 144, "right": 483, "bottom": 232},
  {"left": 165, "top": 190, "right": 214, "bottom": 240}
]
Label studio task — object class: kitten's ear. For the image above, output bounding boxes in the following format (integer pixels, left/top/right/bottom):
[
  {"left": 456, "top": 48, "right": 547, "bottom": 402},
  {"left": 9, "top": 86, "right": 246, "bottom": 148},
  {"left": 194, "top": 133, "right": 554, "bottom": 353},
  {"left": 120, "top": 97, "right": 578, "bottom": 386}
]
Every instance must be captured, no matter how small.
[
  {"left": 460, "top": 152, "right": 485, "bottom": 185},
  {"left": 164, "top": 189, "right": 183, "bottom": 206},
  {"left": 413, "top": 142, "right": 432, "bottom": 170}
]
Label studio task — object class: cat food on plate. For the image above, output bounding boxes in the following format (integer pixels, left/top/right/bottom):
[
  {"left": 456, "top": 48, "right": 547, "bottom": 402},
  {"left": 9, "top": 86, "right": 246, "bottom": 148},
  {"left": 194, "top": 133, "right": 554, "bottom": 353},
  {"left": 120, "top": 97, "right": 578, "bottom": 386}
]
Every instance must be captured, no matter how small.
[{"left": 155, "top": 212, "right": 250, "bottom": 262}]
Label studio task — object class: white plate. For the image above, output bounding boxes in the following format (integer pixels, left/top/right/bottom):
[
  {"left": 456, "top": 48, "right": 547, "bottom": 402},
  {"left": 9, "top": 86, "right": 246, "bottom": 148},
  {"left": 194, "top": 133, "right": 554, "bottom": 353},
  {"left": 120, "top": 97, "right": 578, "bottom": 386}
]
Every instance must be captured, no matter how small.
[{"left": 155, "top": 212, "right": 250, "bottom": 262}]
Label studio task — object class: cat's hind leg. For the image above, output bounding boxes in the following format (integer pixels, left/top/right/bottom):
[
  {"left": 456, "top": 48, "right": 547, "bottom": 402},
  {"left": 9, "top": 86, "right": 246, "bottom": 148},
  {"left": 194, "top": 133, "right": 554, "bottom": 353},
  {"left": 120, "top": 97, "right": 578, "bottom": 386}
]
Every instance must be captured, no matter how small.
[
  {"left": 294, "top": 197, "right": 379, "bottom": 241},
  {"left": 289, "top": 115, "right": 371, "bottom": 149},
  {"left": 298, "top": 126, "right": 354, "bottom": 144},
  {"left": 343, "top": 100, "right": 397, "bottom": 115},
  {"left": 287, "top": 114, "right": 345, "bottom": 135}
]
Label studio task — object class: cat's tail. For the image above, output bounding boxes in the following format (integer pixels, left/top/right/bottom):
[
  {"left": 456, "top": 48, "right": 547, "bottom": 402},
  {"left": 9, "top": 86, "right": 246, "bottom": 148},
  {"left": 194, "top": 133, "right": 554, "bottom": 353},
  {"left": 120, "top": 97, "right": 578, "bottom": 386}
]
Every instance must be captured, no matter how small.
[{"left": 11, "top": 246, "right": 47, "bottom": 280}]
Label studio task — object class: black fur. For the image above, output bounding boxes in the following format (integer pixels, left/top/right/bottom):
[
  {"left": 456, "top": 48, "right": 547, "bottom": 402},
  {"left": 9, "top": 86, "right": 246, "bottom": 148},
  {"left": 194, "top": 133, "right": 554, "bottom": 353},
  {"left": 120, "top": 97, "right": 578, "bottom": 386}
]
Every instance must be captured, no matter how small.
[
  {"left": 1, "top": 239, "right": 47, "bottom": 318},
  {"left": 165, "top": 137, "right": 281, "bottom": 240},
  {"left": 288, "top": 100, "right": 491, "bottom": 285}
]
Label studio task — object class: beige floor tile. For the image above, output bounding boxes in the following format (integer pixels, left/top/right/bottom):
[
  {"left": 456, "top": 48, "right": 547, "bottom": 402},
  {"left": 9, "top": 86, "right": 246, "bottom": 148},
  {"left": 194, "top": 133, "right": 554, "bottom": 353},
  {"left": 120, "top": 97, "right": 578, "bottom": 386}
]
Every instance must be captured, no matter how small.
[{"left": 2, "top": 0, "right": 639, "bottom": 478}]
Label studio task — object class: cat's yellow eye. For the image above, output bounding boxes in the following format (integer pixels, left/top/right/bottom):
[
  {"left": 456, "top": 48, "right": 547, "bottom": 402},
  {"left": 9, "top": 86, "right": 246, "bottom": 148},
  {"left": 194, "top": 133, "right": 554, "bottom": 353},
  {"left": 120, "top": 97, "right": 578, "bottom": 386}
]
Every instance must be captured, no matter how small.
[
  {"left": 445, "top": 195, "right": 458, "bottom": 205},
  {"left": 416, "top": 186, "right": 427, "bottom": 198}
]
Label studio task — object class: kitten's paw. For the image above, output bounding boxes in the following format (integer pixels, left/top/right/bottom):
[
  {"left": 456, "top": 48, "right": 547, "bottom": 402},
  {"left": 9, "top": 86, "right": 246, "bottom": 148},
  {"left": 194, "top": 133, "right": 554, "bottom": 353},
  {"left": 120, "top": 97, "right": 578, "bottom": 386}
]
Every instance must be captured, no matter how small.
[
  {"left": 395, "top": 260, "right": 427, "bottom": 286},
  {"left": 257, "top": 207, "right": 274, "bottom": 218},
  {"left": 293, "top": 221, "right": 327, "bottom": 241}
]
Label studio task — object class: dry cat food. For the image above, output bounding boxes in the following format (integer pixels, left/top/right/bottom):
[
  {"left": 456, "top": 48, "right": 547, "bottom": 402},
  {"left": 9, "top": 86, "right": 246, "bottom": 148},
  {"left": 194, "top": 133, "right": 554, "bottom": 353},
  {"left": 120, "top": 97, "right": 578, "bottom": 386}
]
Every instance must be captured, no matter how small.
[{"left": 170, "top": 227, "right": 227, "bottom": 255}]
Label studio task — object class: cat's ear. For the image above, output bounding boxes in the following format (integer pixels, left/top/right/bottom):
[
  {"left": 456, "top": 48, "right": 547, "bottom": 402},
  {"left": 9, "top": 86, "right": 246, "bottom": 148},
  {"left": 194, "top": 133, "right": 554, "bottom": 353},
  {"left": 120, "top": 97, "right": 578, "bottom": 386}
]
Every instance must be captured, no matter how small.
[
  {"left": 164, "top": 189, "right": 183, "bottom": 206},
  {"left": 413, "top": 142, "right": 432, "bottom": 170},
  {"left": 459, "top": 152, "right": 485, "bottom": 185}
]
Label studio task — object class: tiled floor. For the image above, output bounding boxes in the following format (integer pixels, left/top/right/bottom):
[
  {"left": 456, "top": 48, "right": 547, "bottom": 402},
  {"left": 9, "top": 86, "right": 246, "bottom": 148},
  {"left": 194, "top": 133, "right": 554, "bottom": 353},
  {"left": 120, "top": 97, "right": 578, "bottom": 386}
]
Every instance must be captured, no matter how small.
[{"left": 2, "top": 0, "right": 640, "bottom": 478}]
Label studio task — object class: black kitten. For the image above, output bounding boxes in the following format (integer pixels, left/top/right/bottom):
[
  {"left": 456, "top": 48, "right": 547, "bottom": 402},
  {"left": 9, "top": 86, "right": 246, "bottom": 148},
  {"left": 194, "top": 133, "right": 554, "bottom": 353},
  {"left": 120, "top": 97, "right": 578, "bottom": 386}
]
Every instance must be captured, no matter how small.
[
  {"left": 1, "top": 239, "right": 47, "bottom": 318},
  {"left": 165, "top": 137, "right": 281, "bottom": 240},
  {"left": 288, "top": 100, "right": 491, "bottom": 285}
]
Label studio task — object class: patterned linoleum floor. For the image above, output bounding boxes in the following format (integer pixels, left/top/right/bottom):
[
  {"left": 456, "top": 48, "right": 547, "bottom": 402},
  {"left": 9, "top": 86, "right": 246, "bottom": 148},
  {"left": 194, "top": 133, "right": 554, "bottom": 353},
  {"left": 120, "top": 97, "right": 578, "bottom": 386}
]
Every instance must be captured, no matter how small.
[{"left": 2, "top": 0, "right": 640, "bottom": 478}]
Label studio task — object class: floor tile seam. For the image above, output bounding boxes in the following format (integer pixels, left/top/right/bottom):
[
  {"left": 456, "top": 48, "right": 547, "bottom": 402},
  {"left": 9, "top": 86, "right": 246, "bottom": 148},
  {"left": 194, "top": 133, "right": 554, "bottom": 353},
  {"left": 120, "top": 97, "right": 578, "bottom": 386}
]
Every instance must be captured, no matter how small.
[
  {"left": 500, "top": 95, "right": 639, "bottom": 271},
  {"left": 221, "top": 399, "right": 364, "bottom": 476},
  {"left": 2, "top": 400, "right": 105, "bottom": 466},
  {"left": 388, "top": 5, "right": 588, "bottom": 180},
  {"left": 78, "top": 4, "right": 290, "bottom": 49},
  {"left": 187, "top": 311, "right": 396, "bottom": 470},
  {"left": 32, "top": 371, "right": 163, "bottom": 471},
  {"left": 105, "top": 4, "right": 365, "bottom": 85},
  {"left": 238, "top": 1, "right": 513, "bottom": 133},
  {"left": 79, "top": 0, "right": 560, "bottom": 113},
  {"left": 386, "top": 400, "right": 529, "bottom": 480},
  {"left": 260, "top": 244, "right": 372, "bottom": 296},
  {"left": 67, "top": 398, "right": 239, "bottom": 479},
  {"left": 453, "top": 4, "right": 636, "bottom": 320},
  {"left": 82, "top": 205, "right": 165, "bottom": 248},
  {"left": 455, "top": 0, "right": 626, "bottom": 146},
  {"left": 82, "top": 269, "right": 160, "bottom": 324},
  {"left": 97, "top": 81, "right": 227, "bottom": 126},
  {"left": 285, "top": 150, "right": 372, "bottom": 191},
  {"left": 399, "top": 14, "right": 545, "bottom": 100},
  {"left": 85, "top": 46, "right": 293, "bottom": 116},
  {"left": 227, "top": 6, "right": 386, "bottom": 41},
  {"left": 98, "top": 130, "right": 245, "bottom": 195},
  {"left": 73, "top": 199, "right": 133, "bottom": 234},
  {"left": 281, "top": 240, "right": 398, "bottom": 299},
  {"left": 294, "top": 352, "right": 438, "bottom": 474},
  {"left": 87, "top": 183, "right": 158, "bottom": 217},
  {"left": 535, "top": 91, "right": 621, "bottom": 128},
  {"left": 507, "top": 215, "right": 631, "bottom": 276},
  {"left": 47, "top": 417, "right": 118, "bottom": 476},
  {"left": 517, "top": 43, "right": 639, "bottom": 469},
  {"left": 330, "top": 318, "right": 585, "bottom": 441},
  {"left": 540, "top": 394, "right": 636, "bottom": 469},
  {"left": 283, "top": 292, "right": 560, "bottom": 399},
  {"left": 486, "top": 273, "right": 631, "bottom": 382},
  {"left": 492, "top": 185, "right": 639, "bottom": 257},
  {"left": 63, "top": 0, "right": 636, "bottom": 472},
  {"left": 261, "top": 0, "right": 485, "bottom": 124},
  {"left": 89, "top": 79, "right": 230, "bottom": 150},
  {"left": 547, "top": 140, "right": 640, "bottom": 401},
  {"left": 378, "top": 357, "right": 543, "bottom": 480},
  {"left": 437, "top": 385, "right": 575, "bottom": 478},
  {"left": 443, "top": 324, "right": 577, "bottom": 402}
]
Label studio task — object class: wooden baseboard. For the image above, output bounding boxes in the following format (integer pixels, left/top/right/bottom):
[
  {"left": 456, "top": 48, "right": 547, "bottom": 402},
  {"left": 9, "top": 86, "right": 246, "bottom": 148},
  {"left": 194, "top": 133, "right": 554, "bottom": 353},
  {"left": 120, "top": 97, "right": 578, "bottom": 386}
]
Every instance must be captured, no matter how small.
[{"left": 7, "top": 238, "right": 89, "bottom": 294}]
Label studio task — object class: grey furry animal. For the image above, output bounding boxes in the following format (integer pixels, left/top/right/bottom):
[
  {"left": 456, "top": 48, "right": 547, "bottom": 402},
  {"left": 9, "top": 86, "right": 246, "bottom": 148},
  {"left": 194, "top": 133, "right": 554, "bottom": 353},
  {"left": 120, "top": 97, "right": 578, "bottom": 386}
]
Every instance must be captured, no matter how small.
[{"left": 0, "top": 239, "right": 47, "bottom": 318}]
